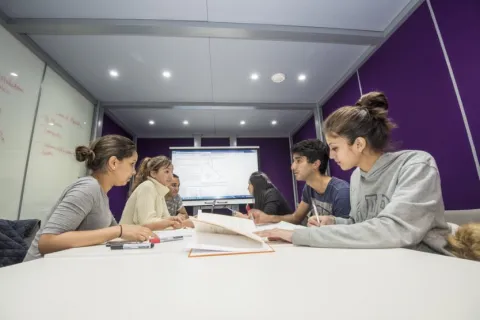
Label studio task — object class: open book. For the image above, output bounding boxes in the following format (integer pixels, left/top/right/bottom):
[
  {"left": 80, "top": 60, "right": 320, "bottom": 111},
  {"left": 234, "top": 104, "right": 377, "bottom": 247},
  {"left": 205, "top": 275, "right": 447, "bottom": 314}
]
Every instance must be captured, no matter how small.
[{"left": 187, "top": 211, "right": 274, "bottom": 257}]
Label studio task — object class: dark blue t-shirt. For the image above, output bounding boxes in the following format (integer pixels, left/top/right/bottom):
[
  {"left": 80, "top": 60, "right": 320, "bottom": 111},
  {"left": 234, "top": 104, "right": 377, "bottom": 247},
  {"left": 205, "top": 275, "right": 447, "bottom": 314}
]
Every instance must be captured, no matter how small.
[{"left": 301, "top": 177, "right": 350, "bottom": 218}]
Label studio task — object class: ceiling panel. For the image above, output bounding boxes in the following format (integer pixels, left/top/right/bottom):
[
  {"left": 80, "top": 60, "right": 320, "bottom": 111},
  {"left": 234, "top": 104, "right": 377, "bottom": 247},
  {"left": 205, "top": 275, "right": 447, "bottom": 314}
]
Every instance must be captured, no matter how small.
[
  {"left": 210, "top": 39, "right": 369, "bottom": 103},
  {"left": 207, "top": 0, "right": 413, "bottom": 31},
  {"left": 31, "top": 35, "right": 368, "bottom": 104},
  {"left": 109, "top": 108, "right": 313, "bottom": 137},
  {"left": 31, "top": 35, "right": 213, "bottom": 102},
  {"left": 0, "top": 0, "right": 207, "bottom": 20}
]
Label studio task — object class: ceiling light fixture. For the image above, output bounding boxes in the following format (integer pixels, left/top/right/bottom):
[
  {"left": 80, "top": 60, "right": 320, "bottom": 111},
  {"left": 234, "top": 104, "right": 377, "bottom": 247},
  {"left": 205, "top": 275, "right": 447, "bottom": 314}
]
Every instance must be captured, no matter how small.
[
  {"left": 271, "top": 120, "right": 278, "bottom": 125},
  {"left": 10, "top": 72, "right": 18, "bottom": 77},
  {"left": 250, "top": 73, "right": 259, "bottom": 81},
  {"left": 298, "top": 74, "right": 307, "bottom": 81},
  {"left": 183, "top": 120, "right": 189, "bottom": 125},
  {"left": 162, "top": 71, "right": 172, "bottom": 78},
  {"left": 271, "top": 73, "right": 285, "bottom": 83},
  {"left": 240, "top": 120, "right": 246, "bottom": 125},
  {"left": 148, "top": 120, "right": 155, "bottom": 125},
  {"left": 109, "top": 69, "right": 119, "bottom": 78}
]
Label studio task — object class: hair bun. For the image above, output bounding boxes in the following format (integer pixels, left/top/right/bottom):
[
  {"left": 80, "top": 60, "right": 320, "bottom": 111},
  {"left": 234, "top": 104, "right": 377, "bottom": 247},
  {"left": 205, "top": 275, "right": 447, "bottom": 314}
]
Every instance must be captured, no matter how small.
[
  {"left": 75, "top": 146, "right": 95, "bottom": 163},
  {"left": 355, "top": 91, "right": 389, "bottom": 111}
]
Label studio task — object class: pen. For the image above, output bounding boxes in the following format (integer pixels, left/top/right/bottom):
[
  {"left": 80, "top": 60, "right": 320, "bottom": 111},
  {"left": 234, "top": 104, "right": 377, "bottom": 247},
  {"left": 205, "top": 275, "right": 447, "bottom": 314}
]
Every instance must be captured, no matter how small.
[
  {"left": 312, "top": 205, "right": 320, "bottom": 225},
  {"left": 110, "top": 243, "right": 154, "bottom": 250},
  {"left": 160, "top": 236, "right": 184, "bottom": 242}
]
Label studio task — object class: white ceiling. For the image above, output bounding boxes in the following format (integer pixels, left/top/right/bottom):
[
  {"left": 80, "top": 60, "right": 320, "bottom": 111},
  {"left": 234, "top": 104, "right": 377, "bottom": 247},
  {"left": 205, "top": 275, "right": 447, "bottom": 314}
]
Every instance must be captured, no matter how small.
[
  {"left": 108, "top": 107, "right": 313, "bottom": 138},
  {"left": 30, "top": 35, "right": 369, "bottom": 103},
  {"left": 1, "top": 0, "right": 412, "bottom": 31},
  {"left": 0, "top": 0, "right": 421, "bottom": 137}
]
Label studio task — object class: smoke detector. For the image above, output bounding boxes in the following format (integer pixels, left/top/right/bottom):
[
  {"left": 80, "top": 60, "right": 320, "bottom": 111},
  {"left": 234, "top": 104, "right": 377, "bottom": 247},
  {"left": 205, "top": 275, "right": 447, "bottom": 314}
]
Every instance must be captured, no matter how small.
[{"left": 271, "top": 73, "right": 286, "bottom": 83}]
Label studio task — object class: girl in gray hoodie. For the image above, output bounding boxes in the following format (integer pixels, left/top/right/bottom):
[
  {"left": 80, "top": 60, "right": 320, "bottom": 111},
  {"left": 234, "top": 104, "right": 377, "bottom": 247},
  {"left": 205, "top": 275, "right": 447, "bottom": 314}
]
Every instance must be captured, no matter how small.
[{"left": 256, "top": 91, "right": 451, "bottom": 255}]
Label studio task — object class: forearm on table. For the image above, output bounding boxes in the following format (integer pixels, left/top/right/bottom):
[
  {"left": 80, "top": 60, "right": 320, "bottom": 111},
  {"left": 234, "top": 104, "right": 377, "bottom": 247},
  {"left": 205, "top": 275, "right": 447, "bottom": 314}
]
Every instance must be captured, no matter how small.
[{"left": 38, "top": 226, "right": 121, "bottom": 254}]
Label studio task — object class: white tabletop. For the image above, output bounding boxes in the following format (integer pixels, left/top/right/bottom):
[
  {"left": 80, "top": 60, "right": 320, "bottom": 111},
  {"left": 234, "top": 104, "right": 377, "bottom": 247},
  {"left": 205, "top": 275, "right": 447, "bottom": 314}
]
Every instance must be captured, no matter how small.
[{"left": 1, "top": 240, "right": 480, "bottom": 320}]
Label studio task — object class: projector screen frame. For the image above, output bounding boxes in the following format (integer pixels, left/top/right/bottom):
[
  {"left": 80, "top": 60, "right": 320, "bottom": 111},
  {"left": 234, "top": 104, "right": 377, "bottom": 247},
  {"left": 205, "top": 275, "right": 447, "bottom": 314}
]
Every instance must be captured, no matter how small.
[{"left": 170, "top": 146, "right": 260, "bottom": 206}]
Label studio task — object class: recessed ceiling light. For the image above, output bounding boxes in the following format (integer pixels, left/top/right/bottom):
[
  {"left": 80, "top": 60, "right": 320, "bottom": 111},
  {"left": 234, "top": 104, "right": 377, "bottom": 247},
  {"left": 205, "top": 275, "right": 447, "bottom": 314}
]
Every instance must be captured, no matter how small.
[
  {"left": 271, "top": 73, "right": 285, "bottom": 83},
  {"left": 148, "top": 120, "right": 155, "bottom": 125},
  {"left": 109, "top": 69, "right": 119, "bottom": 78},
  {"left": 271, "top": 120, "right": 278, "bottom": 125},
  {"left": 250, "top": 73, "right": 259, "bottom": 81},
  {"left": 48, "top": 122, "right": 54, "bottom": 126},
  {"left": 83, "top": 121, "right": 87, "bottom": 125},
  {"left": 298, "top": 74, "right": 307, "bottom": 81},
  {"left": 183, "top": 120, "right": 189, "bottom": 125},
  {"left": 10, "top": 72, "right": 18, "bottom": 77},
  {"left": 240, "top": 120, "right": 246, "bottom": 125},
  {"left": 162, "top": 71, "right": 172, "bottom": 78}
]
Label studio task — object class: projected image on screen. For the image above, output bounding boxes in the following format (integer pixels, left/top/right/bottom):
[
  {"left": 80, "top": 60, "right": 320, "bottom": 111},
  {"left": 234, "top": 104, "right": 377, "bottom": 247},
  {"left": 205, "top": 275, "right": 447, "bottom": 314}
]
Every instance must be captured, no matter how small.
[{"left": 171, "top": 148, "right": 259, "bottom": 203}]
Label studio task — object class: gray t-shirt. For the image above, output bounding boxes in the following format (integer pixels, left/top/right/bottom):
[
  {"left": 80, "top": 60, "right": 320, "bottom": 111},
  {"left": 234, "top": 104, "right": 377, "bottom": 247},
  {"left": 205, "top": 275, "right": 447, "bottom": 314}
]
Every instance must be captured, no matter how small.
[
  {"left": 24, "top": 176, "right": 116, "bottom": 261},
  {"left": 165, "top": 194, "right": 183, "bottom": 216}
]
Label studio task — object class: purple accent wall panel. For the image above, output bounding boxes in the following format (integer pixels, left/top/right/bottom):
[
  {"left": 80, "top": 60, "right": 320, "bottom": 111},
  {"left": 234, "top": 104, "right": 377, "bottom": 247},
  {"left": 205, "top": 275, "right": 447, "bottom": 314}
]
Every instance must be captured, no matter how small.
[
  {"left": 292, "top": 115, "right": 316, "bottom": 203},
  {"left": 358, "top": 3, "right": 480, "bottom": 209},
  {"left": 292, "top": 116, "right": 316, "bottom": 144},
  {"left": 201, "top": 137, "right": 230, "bottom": 147},
  {"left": 101, "top": 113, "right": 132, "bottom": 138},
  {"left": 431, "top": 0, "right": 480, "bottom": 162},
  {"left": 321, "top": 74, "right": 361, "bottom": 184},
  {"left": 237, "top": 137, "right": 295, "bottom": 210},
  {"left": 101, "top": 114, "right": 132, "bottom": 221},
  {"left": 136, "top": 138, "right": 194, "bottom": 160}
]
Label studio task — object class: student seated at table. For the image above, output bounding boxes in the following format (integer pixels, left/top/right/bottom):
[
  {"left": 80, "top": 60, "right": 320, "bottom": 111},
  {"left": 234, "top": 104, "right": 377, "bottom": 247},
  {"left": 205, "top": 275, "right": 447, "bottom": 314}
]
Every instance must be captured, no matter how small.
[
  {"left": 256, "top": 92, "right": 451, "bottom": 255},
  {"left": 250, "top": 140, "right": 350, "bottom": 225},
  {"left": 234, "top": 171, "right": 293, "bottom": 218},
  {"left": 166, "top": 174, "right": 194, "bottom": 228},
  {"left": 166, "top": 174, "right": 189, "bottom": 219},
  {"left": 447, "top": 223, "right": 480, "bottom": 261},
  {"left": 120, "top": 156, "right": 182, "bottom": 230},
  {"left": 23, "top": 135, "right": 156, "bottom": 262}
]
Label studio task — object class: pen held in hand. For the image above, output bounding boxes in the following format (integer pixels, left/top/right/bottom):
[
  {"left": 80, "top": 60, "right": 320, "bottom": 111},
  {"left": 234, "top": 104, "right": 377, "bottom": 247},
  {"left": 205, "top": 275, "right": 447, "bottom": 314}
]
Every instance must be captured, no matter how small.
[{"left": 312, "top": 205, "right": 320, "bottom": 225}]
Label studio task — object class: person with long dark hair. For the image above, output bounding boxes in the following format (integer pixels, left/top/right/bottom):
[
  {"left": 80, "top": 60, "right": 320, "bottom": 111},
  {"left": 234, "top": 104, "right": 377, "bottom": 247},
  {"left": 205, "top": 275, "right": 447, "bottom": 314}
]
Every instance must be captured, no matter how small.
[{"left": 235, "top": 171, "right": 293, "bottom": 218}]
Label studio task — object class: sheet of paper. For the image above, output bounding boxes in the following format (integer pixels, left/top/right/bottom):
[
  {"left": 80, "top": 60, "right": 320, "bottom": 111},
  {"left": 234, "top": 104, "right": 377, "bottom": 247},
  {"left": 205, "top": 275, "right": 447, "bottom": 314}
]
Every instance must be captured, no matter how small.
[
  {"left": 186, "top": 233, "right": 274, "bottom": 256},
  {"left": 254, "top": 221, "right": 306, "bottom": 232},
  {"left": 193, "top": 212, "right": 263, "bottom": 242},
  {"left": 198, "top": 212, "right": 256, "bottom": 233}
]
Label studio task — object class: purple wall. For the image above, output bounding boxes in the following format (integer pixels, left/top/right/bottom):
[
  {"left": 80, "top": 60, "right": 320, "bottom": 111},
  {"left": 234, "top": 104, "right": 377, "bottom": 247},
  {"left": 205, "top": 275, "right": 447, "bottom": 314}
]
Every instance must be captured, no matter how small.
[
  {"left": 430, "top": 0, "right": 480, "bottom": 162},
  {"left": 322, "top": 75, "right": 360, "bottom": 183},
  {"left": 292, "top": 116, "right": 316, "bottom": 144},
  {"left": 136, "top": 138, "right": 194, "bottom": 159},
  {"left": 320, "top": 2, "right": 480, "bottom": 209},
  {"left": 237, "top": 137, "right": 294, "bottom": 210},
  {"left": 201, "top": 137, "right": 230, "bottom": 147},
  {"left": 101, "top": 113, "right": 133, "bottom": 221},
  {"left": 292, "top": 115, "right": 316, "bottom": 202}
]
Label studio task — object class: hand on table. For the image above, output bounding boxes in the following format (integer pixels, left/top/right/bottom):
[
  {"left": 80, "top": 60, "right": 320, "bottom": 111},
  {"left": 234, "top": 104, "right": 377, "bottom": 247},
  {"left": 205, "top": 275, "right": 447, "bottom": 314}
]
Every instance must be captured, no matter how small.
[{"left": 254, "top": 229, "right": 294, "bottom": 243}]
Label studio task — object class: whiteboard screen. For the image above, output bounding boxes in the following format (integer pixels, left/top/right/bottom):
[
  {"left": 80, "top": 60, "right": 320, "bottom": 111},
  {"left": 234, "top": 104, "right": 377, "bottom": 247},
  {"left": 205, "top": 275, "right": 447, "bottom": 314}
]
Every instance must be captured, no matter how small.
[
  {"left": 20, "top": 67, "right": 94, "bottom": 222},
  {"left": 171, "top": 147, "right": 259, "bottom": 205},
  {"left": 0, "top": 25, "right": 45, "bottom": 220}
]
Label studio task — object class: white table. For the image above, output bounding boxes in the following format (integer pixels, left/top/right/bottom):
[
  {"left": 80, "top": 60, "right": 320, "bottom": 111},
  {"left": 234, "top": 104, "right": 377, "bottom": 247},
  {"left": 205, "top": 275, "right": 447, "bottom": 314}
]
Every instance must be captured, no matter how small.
[{"left": 1, "top": 239, "right": 479, "bottom": 320}]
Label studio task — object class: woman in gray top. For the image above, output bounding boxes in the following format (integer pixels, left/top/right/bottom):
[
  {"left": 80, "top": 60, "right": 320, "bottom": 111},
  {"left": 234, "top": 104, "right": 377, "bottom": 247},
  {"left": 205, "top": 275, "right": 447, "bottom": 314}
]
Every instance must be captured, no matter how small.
[
  {"left": 24, "top": 135, "right": 155, "bottom": 261},
  {"left": 256, "top": 92, "right": 451, "bottom": 255}
]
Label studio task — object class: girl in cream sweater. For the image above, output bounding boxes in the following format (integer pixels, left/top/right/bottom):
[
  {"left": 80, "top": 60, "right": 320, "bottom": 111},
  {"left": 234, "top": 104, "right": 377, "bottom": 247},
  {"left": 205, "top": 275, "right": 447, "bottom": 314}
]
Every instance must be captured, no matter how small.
[{"left": 120, "top": 156, "right": 182, "bottom": 230}]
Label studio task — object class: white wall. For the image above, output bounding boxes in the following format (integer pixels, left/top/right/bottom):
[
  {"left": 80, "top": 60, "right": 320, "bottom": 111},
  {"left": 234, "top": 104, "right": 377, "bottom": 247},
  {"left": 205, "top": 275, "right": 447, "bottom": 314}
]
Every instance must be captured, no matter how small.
[{"left": 0, "top": 25, "right": 94, "bottom": 222}]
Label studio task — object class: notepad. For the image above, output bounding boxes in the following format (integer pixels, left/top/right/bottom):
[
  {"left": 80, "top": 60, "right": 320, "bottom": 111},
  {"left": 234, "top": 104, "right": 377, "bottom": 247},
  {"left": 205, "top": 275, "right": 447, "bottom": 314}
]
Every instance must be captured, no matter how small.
[{"left": 187, "top": 211, "right": 274, "bottom": 257}]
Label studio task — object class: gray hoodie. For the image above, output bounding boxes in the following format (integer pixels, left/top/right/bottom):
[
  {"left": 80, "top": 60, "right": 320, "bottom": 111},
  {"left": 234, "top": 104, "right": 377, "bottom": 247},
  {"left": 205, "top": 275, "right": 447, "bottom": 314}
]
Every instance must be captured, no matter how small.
[{"left": 292, "top": 150, "right": 452, "bottom": 255}]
